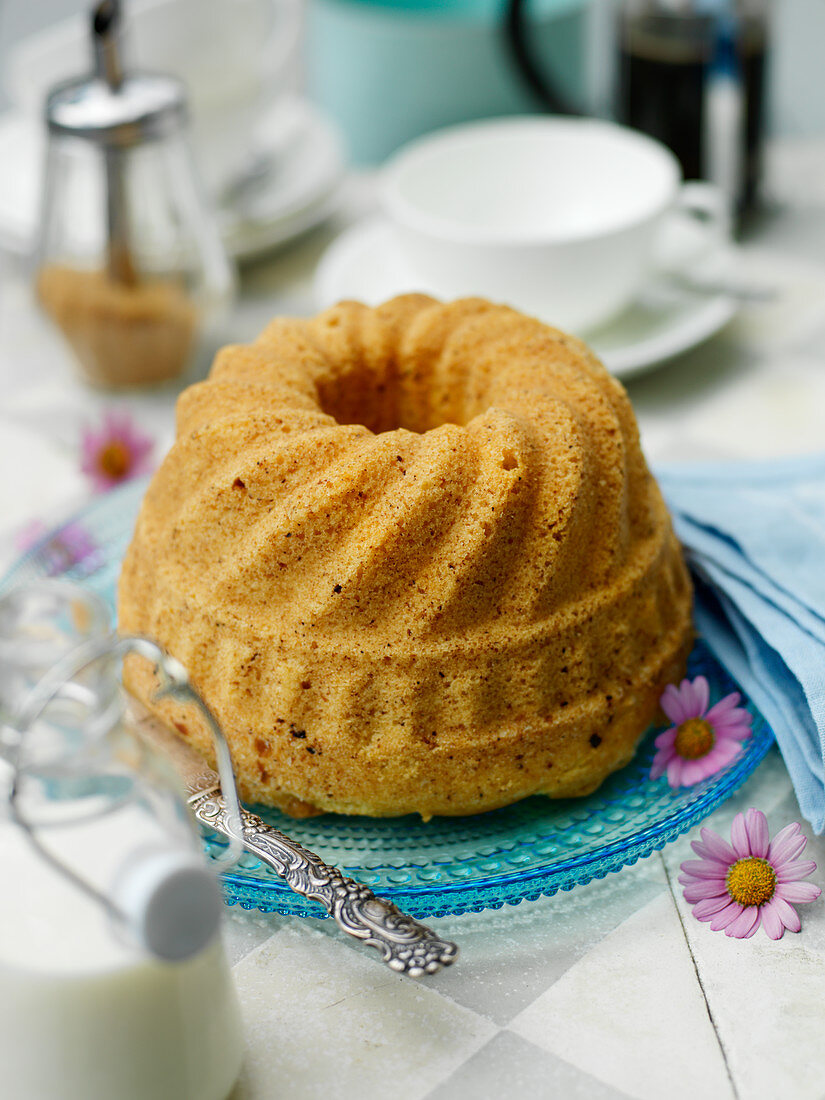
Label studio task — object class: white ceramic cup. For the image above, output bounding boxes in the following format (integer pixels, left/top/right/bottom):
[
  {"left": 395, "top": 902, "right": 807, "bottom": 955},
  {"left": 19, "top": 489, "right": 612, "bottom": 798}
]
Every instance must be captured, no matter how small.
[{"left": 381, "top": 117, "right": 729, "bottom": 333}]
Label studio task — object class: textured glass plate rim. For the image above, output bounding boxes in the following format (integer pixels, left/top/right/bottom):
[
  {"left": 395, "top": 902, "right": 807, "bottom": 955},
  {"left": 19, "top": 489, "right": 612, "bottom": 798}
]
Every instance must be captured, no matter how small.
[{"left": 0, "top": 478, "right": 775, "bottom": 919}]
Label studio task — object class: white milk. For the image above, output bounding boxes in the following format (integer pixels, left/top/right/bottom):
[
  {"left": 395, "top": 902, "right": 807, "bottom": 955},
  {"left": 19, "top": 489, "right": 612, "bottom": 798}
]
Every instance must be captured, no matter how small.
[{"left": 0, "top": 766, "right": 243, "bottom": 1100}]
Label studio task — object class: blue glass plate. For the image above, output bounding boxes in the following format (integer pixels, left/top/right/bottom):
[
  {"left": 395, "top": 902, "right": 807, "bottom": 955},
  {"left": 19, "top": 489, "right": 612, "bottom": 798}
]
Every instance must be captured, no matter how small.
[{"left": 1, "top": 478, "right": 774, "bottom": 918}]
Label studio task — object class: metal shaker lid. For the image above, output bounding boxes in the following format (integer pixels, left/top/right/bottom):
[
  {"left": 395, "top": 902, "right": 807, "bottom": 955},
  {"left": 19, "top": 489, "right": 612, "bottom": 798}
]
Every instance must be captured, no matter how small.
[
  {"left": 46, "top": 73, "right": 186, "bottom": 146},
  {"left": 45, "top": 0, "right": 187, "bottom": 147}
]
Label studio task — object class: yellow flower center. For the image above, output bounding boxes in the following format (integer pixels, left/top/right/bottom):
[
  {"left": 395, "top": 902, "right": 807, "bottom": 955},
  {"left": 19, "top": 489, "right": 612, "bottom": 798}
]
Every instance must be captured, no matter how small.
[
  {"left": 98, "top": 441, "right": 131, "bottom": 480},
  {"left": 726, "top": 857, "right": 776, "bottom": 907},
  {"left": 673, "top": 717, "right": 715, "bottom": 759}
]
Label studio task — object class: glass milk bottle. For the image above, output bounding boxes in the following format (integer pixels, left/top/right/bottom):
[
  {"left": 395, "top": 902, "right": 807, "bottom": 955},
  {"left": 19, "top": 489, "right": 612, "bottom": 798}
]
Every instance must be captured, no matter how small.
[{"left": 0, "top": 586, "right": 243, "bottom": 1100}]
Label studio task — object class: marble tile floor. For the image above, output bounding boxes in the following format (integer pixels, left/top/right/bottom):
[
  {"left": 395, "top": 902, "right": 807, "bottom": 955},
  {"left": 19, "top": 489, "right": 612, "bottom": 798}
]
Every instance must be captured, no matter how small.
[{"left": 222, "top": 750, "right": 825, "bottom": 1100}]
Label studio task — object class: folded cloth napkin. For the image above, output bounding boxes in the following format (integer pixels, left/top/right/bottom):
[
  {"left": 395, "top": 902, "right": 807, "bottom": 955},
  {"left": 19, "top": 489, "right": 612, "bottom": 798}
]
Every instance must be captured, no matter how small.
[{"left": 657, "top": 454, "right": 825, "bottom": 833}]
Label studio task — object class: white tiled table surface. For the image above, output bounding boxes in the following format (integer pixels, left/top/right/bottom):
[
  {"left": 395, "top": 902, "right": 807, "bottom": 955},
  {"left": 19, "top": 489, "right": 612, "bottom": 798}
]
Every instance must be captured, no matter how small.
[{"left": 2, "top": 154, "right": 825, "bottom": 1099}]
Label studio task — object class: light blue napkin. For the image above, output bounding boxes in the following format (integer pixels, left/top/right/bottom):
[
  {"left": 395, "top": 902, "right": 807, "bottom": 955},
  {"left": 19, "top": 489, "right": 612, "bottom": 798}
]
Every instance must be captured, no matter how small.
[{"left": 657, "top": 454, "right": 825, "bottom": 833}]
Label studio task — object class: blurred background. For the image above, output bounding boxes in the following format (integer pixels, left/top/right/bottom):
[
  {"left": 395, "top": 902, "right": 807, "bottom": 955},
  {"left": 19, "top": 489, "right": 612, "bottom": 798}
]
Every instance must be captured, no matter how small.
[
  {"left": 1, "top": 0, "right": 824, "bottom": 274},
  {"left": 1, "top": 0, "right": 823, "bottom": 286},
  {"left": 2, "top": 0, "right": 825, "bottom": 443},
  {"left": 2, "top": 1, "right": 824, "bottom": 147}
]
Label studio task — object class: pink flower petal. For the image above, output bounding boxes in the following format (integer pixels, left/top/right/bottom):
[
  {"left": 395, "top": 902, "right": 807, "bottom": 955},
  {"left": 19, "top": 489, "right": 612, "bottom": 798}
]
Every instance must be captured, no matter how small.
[
  {"left": 81, "top": 431, "right": 100, "bottom": 461},
  {"left": 771, "top": 895, "right": 802, "bottom": 933},
  {"left": 730, "top": 812, "right": 751, "bottom": 859},
  {"left": 694, "top": 828, "right": 737, "bottom": 865},
  {"left": 768, "top": 824, "right": 806, "bottom": 865},
  {"left": 738, "top": 914, "right": 763, "bottom": 939},
  {"left": 725, "top": 905, "right": 761, "bottom": 938},
  {"left": 691, "top": 676, "right": 710, "bottom": 717},
  {"left": 716, "top": 729, "right": 752, "bottom": 749},
  {"left": 692, "top": 895, "right": 734, "bottom": 920},
  {"left": 772, "top": 838, "right": 808, "bottom": 869},
  {"left": 760, "top": 900, "right": 786, "bottom": 940},
  {"left": 718, "top": 704, "right": 751, "bottom": 721},
  {"left": 702, "top": 741, "right": 744, "bottom": 771},
  {"left": 706, "top": 742, "right": 742, "bottom": 768},
  {"left": 712, "top": 721, "right": 752, "bottom": 748},
  {"left": 661, "top": 686, "right": 690, "bottom": 726},
  {"left": 14, "top": 519, "right": 48, "bottom": 552},
  {"left": 80, "top": 448, "right": 99, "bottom": 475},
  {"left": 678, "top": 679, "right": 701, "bottom": 719},
  {"left": 650, "top": 748, "right": 674, "bottom": 781},
  {"left": 679, "top": 758, "right": 718, "bottom": 786},
  {"left": 680, "top": 859, "right": 727, "bottom": 881},
  {"left": 654, "top": 728, "right": 678, "bottom": 750},
  {"left": 131, "top": 438, "right": 154, "bottom": 468},
  {"left": 683, "top": 879, "right": 729, "bottom": 903},
  {"left": 710, "top": 900, "right": 743, "bottom": 931},
  {"left": 709, "top": 704, "right": 751, "bottom": 729},
  {"left": 711, "top": 720, "right": 752, "bottom": 743},
  {"left": 687, "top": 849, "right": 732, "bottom": 876},
  {"left": 775, "top": 860, "right": 818, "bottom": 883},
  {"left": 775, "top": 881, "right": 822, "bottom": 904},
  {"left": 666, "top": 756, "right": 686, "bottom": 787},
  {"left": 704, "top": 693, "right": 741, "bottom": 724},
  {"left": 744, "top": 808, "right": 770, "bottom": 858},
  {"left": 717, "top": 689, "right": 742, "bottom": 707}
]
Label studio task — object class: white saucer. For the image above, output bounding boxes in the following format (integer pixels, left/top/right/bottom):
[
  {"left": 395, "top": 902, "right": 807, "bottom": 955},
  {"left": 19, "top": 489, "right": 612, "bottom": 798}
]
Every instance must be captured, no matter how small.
[
  {"left": 314, "top": 219, "right": 738, "bottom": 380},
  {"left": 0, "top": 96, "right": 345, "bottom": 264}
]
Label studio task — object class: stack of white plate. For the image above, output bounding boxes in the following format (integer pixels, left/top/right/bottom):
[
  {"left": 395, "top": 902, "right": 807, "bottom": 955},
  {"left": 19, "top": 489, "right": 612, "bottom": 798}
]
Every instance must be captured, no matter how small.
[{"left": 0, "top": 0, "right": 346, "bottom": 264}]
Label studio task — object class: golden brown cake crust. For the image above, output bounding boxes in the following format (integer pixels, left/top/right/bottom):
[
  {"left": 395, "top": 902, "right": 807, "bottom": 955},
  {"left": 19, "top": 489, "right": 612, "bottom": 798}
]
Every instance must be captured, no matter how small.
[{"left": 119, "top": 295, "right": 693, "bottom": 818}]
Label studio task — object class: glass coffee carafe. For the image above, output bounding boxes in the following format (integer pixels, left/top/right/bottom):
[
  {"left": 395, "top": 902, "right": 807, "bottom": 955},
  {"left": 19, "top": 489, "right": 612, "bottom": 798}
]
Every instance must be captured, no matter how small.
[{"left": 617, "top": 0, "right": 769, "bottom": 218}]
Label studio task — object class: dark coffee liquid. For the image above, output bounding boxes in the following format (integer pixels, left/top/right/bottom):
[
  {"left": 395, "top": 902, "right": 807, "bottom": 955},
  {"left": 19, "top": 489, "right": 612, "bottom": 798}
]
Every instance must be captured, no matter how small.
[{"left": 618, "top": 15, "right": 767, "bottom": 213}]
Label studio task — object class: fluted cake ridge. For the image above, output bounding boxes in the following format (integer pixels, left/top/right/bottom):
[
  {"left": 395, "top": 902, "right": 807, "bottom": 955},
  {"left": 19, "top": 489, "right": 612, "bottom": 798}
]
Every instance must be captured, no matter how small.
[{"left": 119, "top": 295, "right": 692, "bottom": 818}]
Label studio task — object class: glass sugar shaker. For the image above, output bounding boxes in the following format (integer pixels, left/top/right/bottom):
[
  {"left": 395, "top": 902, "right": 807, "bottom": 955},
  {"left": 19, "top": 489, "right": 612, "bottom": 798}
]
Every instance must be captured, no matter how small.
[{"left": 35, "top": 0, "right": 235, "bottom": 389}]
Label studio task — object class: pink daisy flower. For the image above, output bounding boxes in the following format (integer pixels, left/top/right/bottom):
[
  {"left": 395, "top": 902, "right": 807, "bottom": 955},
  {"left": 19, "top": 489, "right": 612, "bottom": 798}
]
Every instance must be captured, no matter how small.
[
  {"left": 679, "top": 809, "right": 821, "bottom": 939},
  {"left": 48, "top": 521, "right": 101, "bottom": 575},
  {"left": 651, "top": 675, "right": 752, "bottom": 787},
  {"left": 80, "top": 409, "right": 154, "bottom": 493},
  {"left": 14, "top": 519, "right": 49, "bottom": 553},
  {"left": 15, "top": 519, "right": 100, "bottom": 575}
]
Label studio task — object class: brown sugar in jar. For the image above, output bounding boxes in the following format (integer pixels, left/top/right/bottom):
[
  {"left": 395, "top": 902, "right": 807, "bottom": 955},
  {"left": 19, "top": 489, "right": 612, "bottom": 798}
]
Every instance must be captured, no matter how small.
[{"left": 37, "top": 264, "right": 200, "bottom": 389}]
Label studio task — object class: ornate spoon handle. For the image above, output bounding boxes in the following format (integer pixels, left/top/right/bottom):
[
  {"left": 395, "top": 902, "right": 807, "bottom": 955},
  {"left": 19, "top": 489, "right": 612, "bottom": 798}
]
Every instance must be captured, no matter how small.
[{"left": 191, "top": 791, "right": 459, "bottom": 976}]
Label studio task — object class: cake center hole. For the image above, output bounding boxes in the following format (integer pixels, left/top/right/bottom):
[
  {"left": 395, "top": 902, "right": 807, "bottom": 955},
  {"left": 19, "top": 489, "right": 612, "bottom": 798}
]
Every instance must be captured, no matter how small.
[{"left": 315, "top": 360, "right": 471, "bottom": 434}]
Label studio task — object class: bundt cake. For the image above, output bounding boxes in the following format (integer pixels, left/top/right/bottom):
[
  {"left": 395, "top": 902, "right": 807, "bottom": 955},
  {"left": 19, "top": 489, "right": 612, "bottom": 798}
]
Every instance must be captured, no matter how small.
[{"left": 119, "top": 295, "right": 693, "bottom": 818}]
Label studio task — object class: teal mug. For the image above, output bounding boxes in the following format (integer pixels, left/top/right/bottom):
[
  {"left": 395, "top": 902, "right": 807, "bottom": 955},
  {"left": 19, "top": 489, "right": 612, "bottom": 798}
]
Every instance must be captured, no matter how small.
[{"left": 306, "top": 0, "right": 590, "bottom": 165}]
